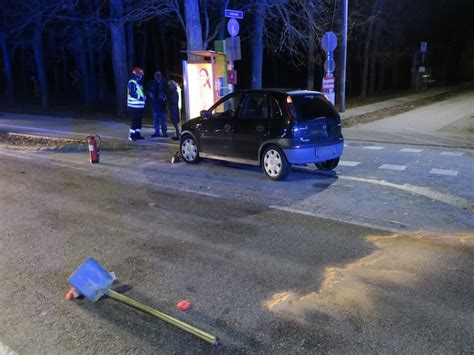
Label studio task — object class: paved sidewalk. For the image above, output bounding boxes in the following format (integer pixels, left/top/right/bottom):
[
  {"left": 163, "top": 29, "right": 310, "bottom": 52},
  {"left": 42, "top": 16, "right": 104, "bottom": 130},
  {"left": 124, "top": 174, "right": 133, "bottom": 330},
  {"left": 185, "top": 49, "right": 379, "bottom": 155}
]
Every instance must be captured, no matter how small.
[
  {"left": 0, "top": 112, "right": 177, "bottom": 143},
  {"left": 340, "top": 83, "right": 470, "bottom": 120}
]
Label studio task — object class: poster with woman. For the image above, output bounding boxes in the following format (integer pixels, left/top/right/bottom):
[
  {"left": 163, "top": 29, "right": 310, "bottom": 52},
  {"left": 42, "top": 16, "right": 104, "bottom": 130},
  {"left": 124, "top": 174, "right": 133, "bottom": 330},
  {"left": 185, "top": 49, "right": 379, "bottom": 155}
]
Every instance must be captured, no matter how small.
[{"left": 184, "top": 62, "right": 215, "bottom": 120}]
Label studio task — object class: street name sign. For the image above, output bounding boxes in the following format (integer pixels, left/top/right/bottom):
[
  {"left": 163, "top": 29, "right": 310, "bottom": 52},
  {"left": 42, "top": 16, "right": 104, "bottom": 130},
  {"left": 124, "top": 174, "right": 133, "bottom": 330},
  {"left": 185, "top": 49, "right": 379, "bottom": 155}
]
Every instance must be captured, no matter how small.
[{"left": 225, "top": 9, "right": 244, "bottom": 19}]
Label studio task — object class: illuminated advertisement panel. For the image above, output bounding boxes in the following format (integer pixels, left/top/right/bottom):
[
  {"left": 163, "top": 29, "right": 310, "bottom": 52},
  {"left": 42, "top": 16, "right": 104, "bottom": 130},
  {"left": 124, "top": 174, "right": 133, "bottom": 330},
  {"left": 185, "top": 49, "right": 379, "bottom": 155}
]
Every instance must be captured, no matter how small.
[{"left": 183, "top": 62, "right": 215, "bottom": 120}]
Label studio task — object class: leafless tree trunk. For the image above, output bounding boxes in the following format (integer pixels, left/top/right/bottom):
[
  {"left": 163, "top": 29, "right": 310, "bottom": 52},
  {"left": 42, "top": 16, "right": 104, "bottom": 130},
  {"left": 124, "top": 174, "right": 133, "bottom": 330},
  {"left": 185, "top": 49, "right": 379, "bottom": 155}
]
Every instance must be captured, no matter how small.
[
  {"left": 368, "top": 22, "right": 381, "bottom": 95},
  {"left": 410, "top": 51, "right": 417, "bottom": 89},
  {"left": 360, "top": 0, "right": 381, "bottom": 98},
  {"left": 0, "top": 32, "right": 15, "bottom": 105},
  {"left": 160, "top": 30, "right": 168, "bottom": 72},
  {"left": 88, "top": 35, "right": 99, "bottom": 104},
  {"left": 184, "top": 0, "right": 203, "bottom": 58},
  {"left": 126, "top": 24, "right": 134, "bottom": 70},
  {"left": 61, "top": 46, "right": 69, "bottom": 93},
  {"left": 307, "top": 30, "right": 316, "bottom": 90},
  {"left": 377, "top": 56, "right": 385, "bottom": 91},
  {"left": 73, "top": 26, "right": 91, "bottom": 105},
  {"left": 109, "top": 0, "right": 129, "bottom": 116},
  {"left": 251, "top": 0, "right": 266, "bottom": 89},
  {"left": 33, "top": 18, "right": 49, "bottom": 109},
  {"left": 98, "top": 48, "right": 106, "bottom": 102},
  {"left": 140, "top": 31, "right": 147, "bottom": 71}
]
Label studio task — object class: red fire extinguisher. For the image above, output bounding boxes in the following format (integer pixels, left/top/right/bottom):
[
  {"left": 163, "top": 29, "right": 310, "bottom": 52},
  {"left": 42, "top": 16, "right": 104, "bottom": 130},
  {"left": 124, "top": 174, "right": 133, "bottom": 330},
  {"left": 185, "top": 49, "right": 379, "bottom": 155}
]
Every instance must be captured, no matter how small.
[{"left": 87, "top": 135, "right": 102, "bottom": 164}]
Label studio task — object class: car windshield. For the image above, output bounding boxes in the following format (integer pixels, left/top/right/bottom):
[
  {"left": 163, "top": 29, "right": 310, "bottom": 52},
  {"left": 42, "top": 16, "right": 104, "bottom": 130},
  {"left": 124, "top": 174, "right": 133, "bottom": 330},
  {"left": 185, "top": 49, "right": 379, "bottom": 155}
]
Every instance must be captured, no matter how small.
[{"left": 290, "top": 94, "right": 337, "bottom": 121}]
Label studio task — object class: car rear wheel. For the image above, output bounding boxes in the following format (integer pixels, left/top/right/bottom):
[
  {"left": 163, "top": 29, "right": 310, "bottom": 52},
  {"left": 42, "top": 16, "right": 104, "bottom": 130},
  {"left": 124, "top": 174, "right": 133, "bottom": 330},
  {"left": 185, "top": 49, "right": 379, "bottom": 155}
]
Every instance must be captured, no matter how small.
[
  {"left": 262, "top": 146, "right": 290, "bottom": 181},
  {"left": 315, "top": 158, "right": 339, "bottom": 170},
  {"left": 180, "top": 135, "right": 200, "bottom": 164}
]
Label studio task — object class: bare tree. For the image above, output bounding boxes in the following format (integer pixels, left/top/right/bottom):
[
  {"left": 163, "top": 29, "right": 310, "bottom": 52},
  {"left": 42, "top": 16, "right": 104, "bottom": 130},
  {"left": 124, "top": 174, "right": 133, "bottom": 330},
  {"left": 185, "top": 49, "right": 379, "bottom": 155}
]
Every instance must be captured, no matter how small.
[{"left": 0, "top": 31, "right": 15, "bottom": 105}]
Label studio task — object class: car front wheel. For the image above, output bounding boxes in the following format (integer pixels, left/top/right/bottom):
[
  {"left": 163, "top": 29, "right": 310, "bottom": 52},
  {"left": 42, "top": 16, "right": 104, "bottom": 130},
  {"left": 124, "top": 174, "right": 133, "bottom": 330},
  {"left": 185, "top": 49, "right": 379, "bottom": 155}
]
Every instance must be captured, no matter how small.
[
  {"left": 315, "top": 158, "right": 339, "bottom": 170},
  {"left": 180, "top": 135, "right": 200, "bottom": 164},
  {"left": 262, "top": 146, "right": 290, "bottom": 181}
]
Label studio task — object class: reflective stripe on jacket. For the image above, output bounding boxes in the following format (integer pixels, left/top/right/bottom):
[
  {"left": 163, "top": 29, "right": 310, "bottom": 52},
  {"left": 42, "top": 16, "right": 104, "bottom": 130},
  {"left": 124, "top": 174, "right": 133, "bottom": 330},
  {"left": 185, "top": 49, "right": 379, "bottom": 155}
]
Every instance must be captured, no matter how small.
[{"left": 127, "top": 79, "right": 145, "bottom": 108}]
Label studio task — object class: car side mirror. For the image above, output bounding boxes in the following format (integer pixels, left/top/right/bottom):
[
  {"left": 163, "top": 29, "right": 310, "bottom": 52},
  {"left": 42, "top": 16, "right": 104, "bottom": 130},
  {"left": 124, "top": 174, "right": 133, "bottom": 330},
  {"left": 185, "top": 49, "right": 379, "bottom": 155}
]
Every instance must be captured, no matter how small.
[{"left": 200, "top": 110, "right": 210, "bottom": 119}]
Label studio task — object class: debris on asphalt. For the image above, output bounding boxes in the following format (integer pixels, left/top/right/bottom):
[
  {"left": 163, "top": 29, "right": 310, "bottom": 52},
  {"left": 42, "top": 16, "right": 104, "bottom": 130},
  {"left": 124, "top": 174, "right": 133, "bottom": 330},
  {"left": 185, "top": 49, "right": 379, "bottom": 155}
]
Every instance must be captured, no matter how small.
[
  {"left": 68, "top": 258, "right": 217, "bottom": 345},
  {"left": 171, "top": 151, "right": 181, "bottom": 164},
  {"left": 0, "top": 131, "right": 81, "bottom": 146},
  {"left": 176, "top": 300, "right": 191, "bottom": 311}
]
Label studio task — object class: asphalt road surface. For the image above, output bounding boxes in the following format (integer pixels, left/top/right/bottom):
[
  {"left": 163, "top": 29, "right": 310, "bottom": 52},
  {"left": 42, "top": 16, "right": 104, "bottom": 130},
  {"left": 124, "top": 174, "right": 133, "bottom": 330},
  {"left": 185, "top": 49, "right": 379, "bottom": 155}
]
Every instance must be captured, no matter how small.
[{"left": 0, "top": 90, "right": 473, "bottom": 353}]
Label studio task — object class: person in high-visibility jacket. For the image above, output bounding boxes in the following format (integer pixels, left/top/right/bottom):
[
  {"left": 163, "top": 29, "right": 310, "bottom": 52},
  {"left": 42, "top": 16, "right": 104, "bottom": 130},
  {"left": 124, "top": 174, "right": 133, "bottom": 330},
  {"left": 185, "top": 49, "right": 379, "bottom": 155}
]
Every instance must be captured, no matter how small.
[{"left": 127, "top": 67, "right": 146, "bottom": 141}]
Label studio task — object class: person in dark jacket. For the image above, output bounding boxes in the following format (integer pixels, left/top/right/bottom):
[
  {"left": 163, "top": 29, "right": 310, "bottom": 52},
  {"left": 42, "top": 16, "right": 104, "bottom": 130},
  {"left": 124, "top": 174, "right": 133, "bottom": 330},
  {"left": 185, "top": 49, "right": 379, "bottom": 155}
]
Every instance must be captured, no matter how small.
[
  {"left": 167, "top": 80, "right": 181, "bottom": 140},
  {"left": 147, "top": 71, "right": 168, "bottom": 137}
]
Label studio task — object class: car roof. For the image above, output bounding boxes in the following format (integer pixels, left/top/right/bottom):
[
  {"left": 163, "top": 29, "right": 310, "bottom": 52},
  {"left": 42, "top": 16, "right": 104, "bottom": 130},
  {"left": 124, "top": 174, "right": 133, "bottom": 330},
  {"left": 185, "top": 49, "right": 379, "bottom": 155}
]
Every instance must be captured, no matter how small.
[{"left": 234, "top": 88, "right": 323, "bottom": 96}]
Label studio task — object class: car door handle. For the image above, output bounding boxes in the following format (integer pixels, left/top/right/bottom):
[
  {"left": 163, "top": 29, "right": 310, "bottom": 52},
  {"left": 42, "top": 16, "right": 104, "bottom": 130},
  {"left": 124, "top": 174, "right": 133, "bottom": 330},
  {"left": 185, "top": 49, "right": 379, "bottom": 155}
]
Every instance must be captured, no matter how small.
[
  {"left": 256, "top": 125, "right": 264, "bottom": 133},
  {"left": 224, "top": 124, "right": 232, "bottom": 132}
]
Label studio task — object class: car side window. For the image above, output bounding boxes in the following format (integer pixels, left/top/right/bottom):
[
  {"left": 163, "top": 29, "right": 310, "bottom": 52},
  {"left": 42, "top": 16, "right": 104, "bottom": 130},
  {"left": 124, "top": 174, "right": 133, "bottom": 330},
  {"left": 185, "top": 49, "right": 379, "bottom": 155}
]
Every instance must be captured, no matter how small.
[
  {"left": 270, "top": 97, "right": 284, "bottom": 119},
  {"left": 210, "top": 94, "right": 242, "bottom": 119},
  {"left": 239, "top": 93, "right": 268, "bottom": 119}
]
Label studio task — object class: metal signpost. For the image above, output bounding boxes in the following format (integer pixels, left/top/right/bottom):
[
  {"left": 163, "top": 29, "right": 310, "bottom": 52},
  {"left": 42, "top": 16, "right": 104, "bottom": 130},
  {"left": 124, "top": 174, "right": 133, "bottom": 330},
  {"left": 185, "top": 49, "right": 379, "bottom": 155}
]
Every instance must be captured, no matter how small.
[
  {"left": 340, "top": 0, "right": 348, "bottom": 112},
  {"left": 321, "top": 31, "right": 337, "bottom": 105},
  {"left": 225, "top": 9, "right": 243, "bottom": 92}
]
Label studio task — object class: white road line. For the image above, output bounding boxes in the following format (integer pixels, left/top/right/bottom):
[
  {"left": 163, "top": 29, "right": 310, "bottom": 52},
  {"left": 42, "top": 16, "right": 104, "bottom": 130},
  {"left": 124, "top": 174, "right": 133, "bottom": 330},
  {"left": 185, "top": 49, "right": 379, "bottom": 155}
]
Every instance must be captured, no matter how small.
[
  {"left": 0, "top": 341, "right": 17, "bottom": 355},
  {"left": 400, "top": 148, "right": 423, "bottom": 153},
  {"left": 0, "top": 150, "right": 32, "bottom": 160},
  {"left": 51, "top": 162, "right": 90, "bottom": 172},
  {"left": 363, "top": 146, "right": 384, "bottom": 150},
  {"left": 378, "top": 164, "right": 407, "bottom": 171},
  {"left": 440, "top": 151, "right": 464, "bottom": 157},
  {"left": 340, "top": 175, "right": 472, "bottom": 211},
  {"left": 339, "top": 160, "right": 361, "bottom": 167},
  {"left": 430, "top": 168, "right": 458, "bottom": 176}
]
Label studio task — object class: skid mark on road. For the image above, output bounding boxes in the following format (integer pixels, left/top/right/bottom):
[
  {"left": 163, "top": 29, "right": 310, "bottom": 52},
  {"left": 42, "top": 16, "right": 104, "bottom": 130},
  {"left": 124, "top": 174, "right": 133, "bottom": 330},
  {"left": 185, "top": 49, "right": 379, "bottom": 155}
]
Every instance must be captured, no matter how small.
[
  {"left": 0, "top": 341, "right": 17, "bottom": 355},
  {"left": 265, "top": 231, "right": 474, "bottom": 326},
  {"left": 339, "top": 176, "right": 473, "bottom": 211}
]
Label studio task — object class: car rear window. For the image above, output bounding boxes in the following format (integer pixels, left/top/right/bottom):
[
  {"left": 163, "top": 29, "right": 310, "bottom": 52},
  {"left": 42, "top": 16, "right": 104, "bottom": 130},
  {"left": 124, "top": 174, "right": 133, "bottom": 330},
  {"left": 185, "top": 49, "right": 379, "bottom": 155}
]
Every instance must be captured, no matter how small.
[{"left": 290, "top": 94, "right": 337, "bottom": 121}]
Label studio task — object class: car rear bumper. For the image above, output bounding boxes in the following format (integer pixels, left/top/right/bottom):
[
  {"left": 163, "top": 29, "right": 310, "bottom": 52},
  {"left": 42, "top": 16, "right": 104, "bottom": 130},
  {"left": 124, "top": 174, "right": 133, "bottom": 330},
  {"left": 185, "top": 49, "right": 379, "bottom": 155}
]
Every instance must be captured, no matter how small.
[{"left": 283, "top": 142, "right": 344, "bottom": 164}]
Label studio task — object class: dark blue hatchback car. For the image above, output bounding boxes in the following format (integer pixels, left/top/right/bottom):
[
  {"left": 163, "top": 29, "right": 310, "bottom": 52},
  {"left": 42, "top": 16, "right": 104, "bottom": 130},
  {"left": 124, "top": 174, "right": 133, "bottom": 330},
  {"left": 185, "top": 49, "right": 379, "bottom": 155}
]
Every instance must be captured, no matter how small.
[{"left": 180, "top": 89, "right": 344, "bottom": 180}]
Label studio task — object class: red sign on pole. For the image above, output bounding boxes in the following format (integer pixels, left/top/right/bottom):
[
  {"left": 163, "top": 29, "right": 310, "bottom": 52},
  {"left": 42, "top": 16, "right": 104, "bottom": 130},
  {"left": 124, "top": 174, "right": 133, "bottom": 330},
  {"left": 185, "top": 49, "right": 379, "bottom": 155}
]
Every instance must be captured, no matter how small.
[
  {"left": 322, "top": 75, "right": 335, "bottom": 105},
  {"left": 322, "top": 76, "right": 335, "bottom": 92}
]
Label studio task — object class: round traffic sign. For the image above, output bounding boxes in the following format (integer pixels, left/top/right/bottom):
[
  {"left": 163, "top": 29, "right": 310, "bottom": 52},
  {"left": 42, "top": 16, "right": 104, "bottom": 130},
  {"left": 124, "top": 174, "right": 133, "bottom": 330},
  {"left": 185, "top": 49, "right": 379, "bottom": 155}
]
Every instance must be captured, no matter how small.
[
  {"left": 324, "top": 58, "right": 336, "bottom": 73},
  {"left": 322, "top": 32, "right": 337, "bottom": 52},
  {"left": 227, "top": 18, "right": 239, "bottom": 37}
]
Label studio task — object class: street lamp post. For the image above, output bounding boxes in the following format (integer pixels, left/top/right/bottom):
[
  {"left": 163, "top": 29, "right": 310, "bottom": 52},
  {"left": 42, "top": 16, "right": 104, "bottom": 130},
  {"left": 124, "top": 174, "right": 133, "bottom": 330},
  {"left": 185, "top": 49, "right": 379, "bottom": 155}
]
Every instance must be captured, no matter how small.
[{"left": 339, "top": 0, "right": 348, "bottom": 112}]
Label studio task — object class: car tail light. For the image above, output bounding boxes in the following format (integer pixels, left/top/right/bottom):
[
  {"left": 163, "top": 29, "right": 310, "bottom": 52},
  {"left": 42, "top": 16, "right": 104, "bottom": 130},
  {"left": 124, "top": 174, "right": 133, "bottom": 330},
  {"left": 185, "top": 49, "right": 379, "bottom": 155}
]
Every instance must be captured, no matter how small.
[{"left": 286, "top": 96, "right": 297, "bottom": 120}]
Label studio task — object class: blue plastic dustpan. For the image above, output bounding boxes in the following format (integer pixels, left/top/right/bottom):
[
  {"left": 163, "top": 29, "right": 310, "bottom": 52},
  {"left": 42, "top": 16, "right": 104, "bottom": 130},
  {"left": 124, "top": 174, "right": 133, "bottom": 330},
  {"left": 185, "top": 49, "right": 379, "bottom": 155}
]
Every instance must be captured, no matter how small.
[{"left": 68, "top": 258, "right": 113, "bottom": 302}]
